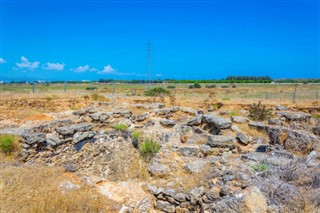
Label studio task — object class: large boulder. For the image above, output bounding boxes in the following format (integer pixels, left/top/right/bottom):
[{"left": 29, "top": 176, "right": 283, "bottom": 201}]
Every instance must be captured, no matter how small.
[
  {"left": 277, "top": 111, "right": 311, "bottom": 122},
  {"left": 188, "top": 114, "right": 203, "bottom": 126},
  {"left": 267, "top": 125, "right": 320, "bottom": 153},
  {"left": 148, "top": 162, "right": 171, "bottom": 177},
  {"left": 231, "top": 116, "right": 249, "bottom": 124},
  {"left": 203, "top": 114, "right": 232, "bottom": 130},
  {"left": 21, "top": 132, "right": 46, "bottom": 145},
  {"left": 160, "top": 119, "right": 176, "bottom": 127},
  {"left": 156, "top": 200, "right": 175, "bottom": 213},
  {"left": 178, "top": 144, "right": 201, "bottom": 157},
  {"left": 73, "top": 131, "right": 97, "bottom": 143},
  {"left": 184, "top": 159, "right": 208, "bottom": 173}
]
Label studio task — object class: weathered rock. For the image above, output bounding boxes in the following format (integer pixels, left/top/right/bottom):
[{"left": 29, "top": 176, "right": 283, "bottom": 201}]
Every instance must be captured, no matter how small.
[
  {"left": 187, "top": 187, "right": 206, "bottom": 205},
  {"left": 178, "top": 144, "right": 201, "bottom": 157},
  {"left": 21, "top": 132, "right": 46, "bottom": 145},
  {"left": 156, "top": 200, "right": 175, "bottom": 213},
  {"left": 148, "top": 162, "right": 171, "bottom": 177},
  {"left": 205, "top": 187, "right": 220, "bottom": 202},
  {"left": 73, "top": 109, "right": 87, "bottom": 116},
  {"left": 277, "top": 111, "right": 311, "bottom": 122},
  {"left": 73, "top": 131, "right": 96, "bottom": 143},
  {"left": 154, "top": 108, "right": 174, "bottom": 117},
  {"left": 188, "top": 114, "right": 203, "bottom": 126},
  {"left": 46, "top": 133, "right": 62, "bottom": 147},
  {"left": 160, "top": 119, "right": 176, "bottom": 127},
  {"left": 31, "top": 119, "right": 72, "bottom": 133},
  {"left": 185, "top": 134, "right": 207, "bottom": 144},
  {"left": 268, "top": 118, "right": 282, "bottom": 125},
  {"left": 56, "top": 123, "right": 94, "bottom": 136},
  {"left": 203, "top": 114, "right": 232, "bottom": 129},
  {"left": 180, "top": 107, "right": 197, "bottom": 116},
  {"left": 163, "top": 188, "right": 176, "bottom": 197},
  {"left": 134, "top": 113, "right": 149, "bottom": 122},
  {"left": 240, "top": 187, "right": 267, "bottom": 213},
  {"left": 275, "top": 105, "right": 288, "bottom": 111},
  {"left": 236, "top": 132, "right": 250, "bottom": 145},
  {"left": 137, "top": 197, "right": 152, "bottom": 213},
  {"left": 89, "top": 112, "right": 101, "bottom": 121},
  {"left": 313, "top": 126, "right": 320, "bottom": 136},
  {"left": 174, "top": 193, "right": 187, "bottom": 202},
  {"left": 210, "top": 197, "right": 240, "bottom": 213},
  {"left": 200, "top": 144, "right": 220, "bottom": 156},
  {"left": 207, "top": 135, "right": 235, "bottom": 149},
  {"left": 231, "top": 116, "right": 249, "bottom": 124},
  {"left": 248, "top": 122, "right": 266, "bottom": 130},
  {"left": 267, "top": 125, "right": 320, "bottom": 153},
  {"left": 184, "top": 159, "right": 208, "bottom": 173}
]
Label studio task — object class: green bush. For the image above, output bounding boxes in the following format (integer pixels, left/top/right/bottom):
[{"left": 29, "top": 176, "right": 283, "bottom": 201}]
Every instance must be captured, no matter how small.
[
  {"left": 132, "top": 131, "right": 140, "bottom": 139},
  {"left": 249, "top": 101, "right": 273, "bottom": 121},
  {"left": 188, "top": 83, "right": 201, "bottom": 89},
  {"left": 251, "top": 163, "right": 268, "bottom": 172},
  {"left": 85, "top": 87, "right": 97, "bottom": 91},
  {"left": 144, "top": 87, "right": 170, "bottom": 96},
  {"left": 221, "top": 85, "right": 229, "bottom": 88},
  {"left": 139, "top": 139, "right": 161, "bottom": 161},
  {"left": 205, "top": 85, "right": 216, "bottom": 88},
  {"left": 113, "top": 124, "right": 129, "bottom": 131},
  {"left": 0, "top": 134, "right": 16, "bottom": 155},
  {"left": 167, "top": 85, "right": 176, "bottom": 89}
]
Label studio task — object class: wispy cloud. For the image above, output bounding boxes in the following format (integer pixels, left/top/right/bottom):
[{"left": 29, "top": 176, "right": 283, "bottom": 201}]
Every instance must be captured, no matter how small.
[
  {"left": 71, "top": 65, "right": 97, "bottom": 73},
  {"left": 14, "top": 56, "right": 40, "bottom": 71},
  {"left": 43, "top": 62, "right": 65, "bottom": 71},
  {"left": 155, "top": 73, "right": 162, "bottom": 77},
  {"left": 97, "top": 65, "right": 116, "bottom": 74},
  {"left": 0, "top": 58, "right": 6, "bottom": 64}
]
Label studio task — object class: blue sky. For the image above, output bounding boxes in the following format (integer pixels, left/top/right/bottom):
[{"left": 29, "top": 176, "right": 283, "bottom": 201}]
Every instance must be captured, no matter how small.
[{"left": 0, "top": 0, "right": 319, "bottom": 81}]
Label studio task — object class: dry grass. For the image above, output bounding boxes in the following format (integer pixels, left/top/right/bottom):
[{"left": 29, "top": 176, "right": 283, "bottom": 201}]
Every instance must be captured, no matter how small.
[
  {"left": 0, "top": 165, "right": 121, "bottom": 213},
  {"left": 237, "top": 123, "right": 268, "bottom": 140}
]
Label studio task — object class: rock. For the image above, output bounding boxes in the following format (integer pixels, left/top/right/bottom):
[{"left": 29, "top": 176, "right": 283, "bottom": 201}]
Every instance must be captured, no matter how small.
[
  {"left": 134, "top": 113, "right": 149, "bottom": 122},
  {"left": 119, "top": 118, "right": 132, "bottom": 127},
  {"left": 99, "top": 112, "right": 112, "bottom": 122},
  {"left": 21, "top": 132, "right": 46, "bottom": 145},
  {"left": 156, "top": 200, "right": 175, "bottom": 213},
  {"left": 210, "top": 197, "right": 241, "bottom": 213},
  {"left": 137, "top": 197, "right": 152, "bottom": 213},
  {"left": 46, "top": 133, "right": 62, "bottom": 147},
  {"left": 175, "top": 206, "right": 190, "bottom": 213},
  {"left": 207, "top": 135, "right": 236, "bottom": 149},
  {"left": 267, "top": 125, "right": 320, "bottom": 153},
  {"left": 185, "top": 134, "right": 207, "bottom": 144},
  {"left": 203, "top": 114, "right": 232, "bottom": 129},
  {"left": 146, "top": 184, "right": 158, "bottom": 196},
  {"left": 178, "top": 144, "right": 201, "bottom": 157},
  {"left": 31, "top": 119, "right": 72, "bottom": 133},
  {"left": 163, "top": 188, "right": 176, "bottom": 197},
  {"left": 58, "top": 181, "right": 80, "bottom": 193},
  {"left": 56, "top": 123, "right": 94, "bottom": 136},
  {"left": 63, "top": 163, "right": 77, "bottom": 172},
  {"left": 205, "top": 187, "right": 220, "bottom": 202},
  {"left": 268, "top": 118, "right": 281, "bottom": 125},
  {"left": 180, "top": 107, "right": 197, "bottom": 116},
  {"left": 73, "top": 109, "right": 87, "bottom": 116},
  {"left": 236, "top": 132, "right": 250, "bottom": 145},
  {"left": 231, "top": 125, "right": 241, "bottom": 132},
  {"left": 248, "top": 122, "right": 266, "bottom": 130},
  {"left": 187, "top": 186, "right": 206, "bottom": 205},
  {"left": 154, "top": 108, "right": 174, "bottom": 117},
  {"left": 231, "top": 116, "right": 249, "bottom": 124},
  {"left": 89, "top": 112, "right": 101, "bottom": 121},
  {"left": 148, "top": 162, "right": 171, "bottom": 177},
  {"left": 174, "top": 193, "right": 187, "bottom": 202},
  {"left": 200, "top": 145, "right": 220, "bottom": 156},
  {"left": 313, "top": 126, "right": 320, "bottom": 136},
  {"left": 160, "top": 119, "right": 176, "bottom": 127},
  {"left": 73, "top": 131, "right": 96, "bottom": 143},
  {"left": 277, "top": 111, "right": 311, "bottom": 122},
  {"left": 275, "top": 105, "right": 288, "bottom": 110},
  {"left": 188, "top": 114, "right": 203, "bottom": 126},
  {"left": 184, "top": 159, "right": 208, "bottom": 173},
  {"left": 240, "top": 187, "right": 267, "bottom": 213}
]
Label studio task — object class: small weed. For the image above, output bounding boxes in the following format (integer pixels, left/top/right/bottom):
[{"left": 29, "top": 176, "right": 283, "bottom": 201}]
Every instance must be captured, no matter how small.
[
  {"left": 45, "top": 96, "right": 52, "bottom": 102},
  {"left": 251, "top": 163, "right": 268, "bottom": 172},
  {"left": 113, "top": 124, "right": 129, "bottom": 132},
  {"left": 0, "top": 134, "right": 18, "bottom": 155},
  {"left": 167, "top": 85, "right": 176, "bottom": 89},
  {"left": 132, "top": 131, "right": 140, "bottom": 139},
  {"left": 249, "top": 101, "right": 272, "bottom": 121},
  {"left": 139, "top": 139, "right": 161, "bottom": 162},
  {"left": 229, "top": 111, "right": 238, "bottom": 116},
  {"left": 311, "top": 114, "right": 320, "bottom": 119},
  {"left": 144, "top": 87, "right": 170, "bottom": 96}
]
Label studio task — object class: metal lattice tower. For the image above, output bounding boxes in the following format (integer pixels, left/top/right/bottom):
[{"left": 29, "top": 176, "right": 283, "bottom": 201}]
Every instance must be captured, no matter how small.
[{"left": 146, "top": 42, "right": 152, "bottom": 94}]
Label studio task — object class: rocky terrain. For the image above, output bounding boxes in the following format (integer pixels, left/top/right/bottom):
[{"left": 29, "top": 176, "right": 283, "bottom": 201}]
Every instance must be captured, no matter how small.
[{"left": 1, "top": 100, "right": 320, "bottom": 213}]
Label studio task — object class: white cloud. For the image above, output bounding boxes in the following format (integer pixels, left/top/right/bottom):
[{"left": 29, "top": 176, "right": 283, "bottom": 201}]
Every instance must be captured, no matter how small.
[
  {"left": 71, "top": 65, "right": 90, "bottom": 72},
  {"left": 90, "top": 67, "right": 97, "bottom": 72},
  {"left": 43, "top": 62, "right": 65, "bottom": 71},
  {"left": 155, "top": 73, "right": 162, "bottom": 77},
  {"left": 97, "top": 64, "right": 116, "bottom": 74},
  {"left": 15, "top": 56, "right": 40, "bottom": 71},
  {"left": 0, "top": 58, "right": 6, "bottom": 64}
]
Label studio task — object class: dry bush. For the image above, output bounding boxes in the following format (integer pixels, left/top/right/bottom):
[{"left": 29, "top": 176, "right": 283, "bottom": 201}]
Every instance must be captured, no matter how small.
[{"left": 0, "top": 166, "right": 121, "bottom": 213}]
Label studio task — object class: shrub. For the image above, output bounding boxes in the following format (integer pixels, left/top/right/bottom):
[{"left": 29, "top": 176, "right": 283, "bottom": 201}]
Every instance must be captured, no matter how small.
[
  {"left": 249, "top": 101, "right": 273, "bottom": 121},
  {"left": 0, "top": 134, "right": 17, "bottom": 155},
  {"left": 205, "top": 84, "right": 216, "bottom": 88},
  {"left": 45, "top": 96, "right": 52, "bottom": 102},
  {"left": 139, "top": 139, "right": 161, "bottom": 161},
  {"left": 188, "top": 83, "right": 201, "bottom": 89},
  {"left": 132, "top": 131, "right": 140, "bottom": 140},
  {"left": 91, "top": 93, "right": 107, "bottom": 102},
  {"left": 251, "top": 163, "right": 268, "bottom": 172},
  {"left": 167, "top": 85, "right": 176, "bottom": 89},
  {"left": 221, "top": 85, "right": 229, "bottom": 88},
  {"left": 85, "top": 87, "right": 97, "bottom": 91},
  {"left": 144, "top": 87, "right": 170, "bottom": 96},
  {"left": 113, "top": 124, "right": 129, "bottom": 132}
]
